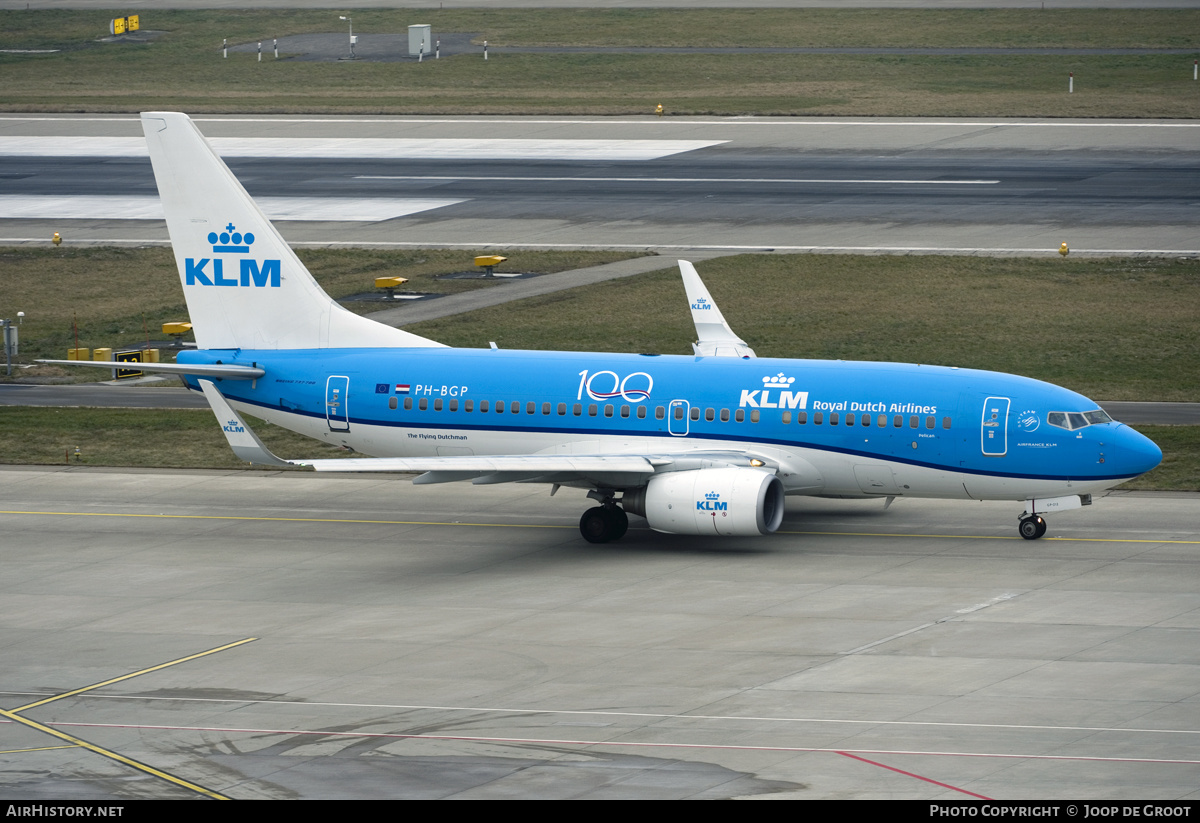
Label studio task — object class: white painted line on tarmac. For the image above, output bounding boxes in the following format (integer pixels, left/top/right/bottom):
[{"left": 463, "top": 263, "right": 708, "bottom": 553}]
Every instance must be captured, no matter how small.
[
  {"left": 0, "top": 136, "right": 725, "bottom": 161},
  {"left": 358, "top": 174, "right": 1001, "bottom": 185},
  {"left": 4, "top": 690, "right": 1200, "bottom": 738},
  {"left": 0, "top": 195, "right": 464, "bottom": 221},
  {"left": 2, "top": 115, "right": 1199, "bottom": 128}
]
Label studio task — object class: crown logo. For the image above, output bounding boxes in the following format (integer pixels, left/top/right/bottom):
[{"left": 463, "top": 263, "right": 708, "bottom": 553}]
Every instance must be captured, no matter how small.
[
  {"left": 705, "top": 491, "right": 720, "bottom": 500},
  {"left": 762, "top": 372, "right": 795, "bottom": 387},
  {"left": 208, "top": 222, "right": 256, "bottom": 254}
]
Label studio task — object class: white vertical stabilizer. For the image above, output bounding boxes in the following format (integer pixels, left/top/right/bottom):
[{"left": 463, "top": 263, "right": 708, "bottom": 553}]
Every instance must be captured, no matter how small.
[
  {"left": 141, "top": 112, "right": 444, "bottom": 351},
  {"left": 679, "top": 260, "right": 755, "bottom": 359}
]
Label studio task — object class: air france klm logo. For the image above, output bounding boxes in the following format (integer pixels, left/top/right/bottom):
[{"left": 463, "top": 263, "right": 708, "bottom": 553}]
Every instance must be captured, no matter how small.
[
  {"left": 185, "top": 223, "right": 281, "bottom": 288},
  {"left": 691, "top": 296, "right": 712, "bottom": 311},
  {"left": 739, "top": 373, "right": 808, "bottom": 410},
  {"left": 697, "top": 491, "right": 728, "bottom": 512},
  {"left": 222, "top": 418, "right": 246, "bottom": 434}
]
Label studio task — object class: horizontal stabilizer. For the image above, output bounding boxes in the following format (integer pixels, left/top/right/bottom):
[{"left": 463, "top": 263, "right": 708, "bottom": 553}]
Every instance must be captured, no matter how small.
[{"left": 38, "top": 359, "right": 264, "bottom": 379}]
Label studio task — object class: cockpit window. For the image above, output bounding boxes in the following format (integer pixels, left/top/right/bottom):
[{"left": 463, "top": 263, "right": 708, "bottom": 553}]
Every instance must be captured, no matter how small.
[{"left": 1048, "top": 409, "right": 1112, "bottom": 431}]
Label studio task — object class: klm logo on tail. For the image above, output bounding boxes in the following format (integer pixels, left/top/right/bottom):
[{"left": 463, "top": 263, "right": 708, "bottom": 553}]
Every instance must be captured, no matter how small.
[{"left": 186, "top": 223, "right": 281, "bottom": 288}]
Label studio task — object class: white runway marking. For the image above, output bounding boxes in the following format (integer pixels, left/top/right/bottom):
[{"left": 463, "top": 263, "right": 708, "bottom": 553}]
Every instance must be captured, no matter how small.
[
  {"left": 0, "top": 136, "right": 725, "bottom": 161},
  {"left": 0, "top": 195, "right": 464, "bottom": 221},
  {"left": 3, "top": 115, "right": 1199, "bottom": 129},
  {"left": 357, "top": 174, "right": 1001, "bottom": 185}
]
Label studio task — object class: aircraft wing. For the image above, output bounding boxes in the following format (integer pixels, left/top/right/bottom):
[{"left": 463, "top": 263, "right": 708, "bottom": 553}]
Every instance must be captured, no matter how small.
[{"left": 199, "top": 379, "right": 773, "bottom": 486}]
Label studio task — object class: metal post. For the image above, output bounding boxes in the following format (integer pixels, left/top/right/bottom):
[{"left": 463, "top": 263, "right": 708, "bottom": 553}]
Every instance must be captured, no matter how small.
[
  {"left": 258, "top": 41, "right": 262, "bottom": 62},
  {"left": 3, "top": 319, "right": 11, "bottom": 377},
  {"left": 274, "top": 39, "right": 278, "bottom": 59},
  {"left": 436, "top": 39, "right": 440, "bottom": 59},
  {"left": 223, "top": 38, "right": 227, "bottom": 59},
  {"left": 484, "top": 40, "right": 488, "bottom": 61},
  {"left": 1069, "top": 72, "right": 1073, "bottom": 93},
  {"left": 419, "top": 41, "right": 424, "bottom": 62}
]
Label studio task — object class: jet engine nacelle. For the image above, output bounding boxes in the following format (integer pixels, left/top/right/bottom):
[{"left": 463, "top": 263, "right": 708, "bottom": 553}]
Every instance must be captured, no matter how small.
[{"left": 625, "top": 468, "right": 785, "bottom": 536}]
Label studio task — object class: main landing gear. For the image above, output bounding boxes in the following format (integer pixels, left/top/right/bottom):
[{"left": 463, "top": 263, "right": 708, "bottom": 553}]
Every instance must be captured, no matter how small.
[
  {"left": 579, "top": 490, "right": 629, "bottom": 544},
  {"left": 580, "top": 503, "right": 628, "bottom": 544},
  {"left": 1018, "top": 514, "right": 1047, "bottom": 540}
]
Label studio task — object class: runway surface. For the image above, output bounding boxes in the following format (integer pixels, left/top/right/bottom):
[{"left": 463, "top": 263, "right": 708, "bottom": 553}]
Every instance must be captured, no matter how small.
[
  {"left": 1, "top": 466, "right": 1197, "bottom": 799},
  {"left": 1, "top": 114, "right": 1197, "bottom": 255}
]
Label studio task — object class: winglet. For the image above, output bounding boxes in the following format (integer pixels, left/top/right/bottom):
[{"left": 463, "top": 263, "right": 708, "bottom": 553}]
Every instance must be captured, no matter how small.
[
  {"left": 679, "top": 260, "right": 756, "bottom": 359},
  {"left": 198, "top": 379, "right": 295, "bottom": 467}
]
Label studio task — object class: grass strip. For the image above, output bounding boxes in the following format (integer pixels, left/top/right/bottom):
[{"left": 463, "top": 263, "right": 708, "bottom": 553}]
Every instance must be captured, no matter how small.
[{"left": 0, "top": 9, "right": 1197, "bottom": 116}]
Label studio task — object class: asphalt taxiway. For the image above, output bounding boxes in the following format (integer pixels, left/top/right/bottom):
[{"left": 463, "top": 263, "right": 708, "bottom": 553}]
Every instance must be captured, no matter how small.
[{"left": 1, "top": 466, "right": 1197, "bottom": 799}]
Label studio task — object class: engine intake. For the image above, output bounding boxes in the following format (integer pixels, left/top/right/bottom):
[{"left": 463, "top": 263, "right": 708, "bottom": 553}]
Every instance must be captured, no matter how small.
[{"left": 624, "top": 468, "right": 785, "bottom": 536}]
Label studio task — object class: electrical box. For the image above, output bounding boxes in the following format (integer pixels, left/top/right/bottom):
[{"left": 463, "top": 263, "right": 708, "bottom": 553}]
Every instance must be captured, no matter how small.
[{"left": 408, "top": 24, "right": 431, "bottom": 56}]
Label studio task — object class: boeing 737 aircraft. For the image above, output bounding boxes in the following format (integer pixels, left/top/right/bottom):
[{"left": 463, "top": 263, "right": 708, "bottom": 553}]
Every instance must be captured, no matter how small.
[{"left": 45, "top": 113, "right": 1162, "bottom": 543}]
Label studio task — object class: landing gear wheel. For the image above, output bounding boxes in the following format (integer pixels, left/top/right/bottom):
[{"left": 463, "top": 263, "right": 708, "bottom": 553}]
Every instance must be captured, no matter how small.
[
  {"left": 1019, "top": 516, "right": 1047, "bottom": 540},
  {"left": 579, "top": 505, "right": 629, "bottom": 543},
  {"left": 606, "top": 506, "right": 629, "bottom": 540},
  {"left": 580, "top": 507, "right": 611, "bottom": 543}
]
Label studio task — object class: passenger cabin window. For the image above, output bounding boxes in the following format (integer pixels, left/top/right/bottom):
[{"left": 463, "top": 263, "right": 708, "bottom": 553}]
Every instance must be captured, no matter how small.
[
  {"left": 465, "top": 399, "right": 474, "bottom": 412},
  {"left": 573, "top": 403, "right": 582, "bottom": 416},
  {"left": 527, "top": 401, "right": 536, "bottom": 414},
  {"left": 750, "top": 410, "right": 760, "bottom": 423},
  {"left": 830, "top": 412, "right": 839, "bottom": 425},
  {"left": 621, "top": 405, "right": 630, "bottom": 418},
  {"left": 655, "top": 407, "right": 665, "bottom": 420},
  {"left": 705, "top": 408, "right": 715, "bottom": 422},
  {"left": 542, "top": 402, "right": 551, "bottom": 415},
  {"left": 735, "top": 409, "right": 745, "bottom": 423},
  {"left": 942, "top": 417, "right": 951, "bottom": 429},
  {"left": 389, "top": 397, "right": 398, "bottom": 410},
  {"left": 605, "top": 404, "right": 614, "bottom": 418},
  {"left": 589, "top": 404, "right": 598, "bottom": 417},
  {"left": 450, "top": 399, "right": 458, "bottom": 412},
  {"left": 496, "top": 401, "right": 504, "bottom": 413},
  {"left": 558, "top": 403, "right": 566, "bottom": 415},
  {"left": 690, "top": 407, "right": 700, "bottom": 421},
  {"left": 511, "top": 401, "right": 520, "bottom": 414},
  {"left": 480, "top": 400, "right": 489, "bottom": 412},
  {"left": 419, "top": 398, "right": 428, "bottom": 411},
  {"left": 637, "top": 406, "right": 647, "bottom": 419},
  {"left": 404, "top": 398, "right": 413, "bottom": 410},
  {"left": 814, "top": 412, "right": 823, "bottom": 425},
  {"left": 877, "top": 414, "right": 887, "bottom": 428},
  {"left": 846, "top": 413, "right": 855, "bottom": 426},
  {"left": 926, "top": 416, "right": 934, "bottom": 429},
  {"left": 796, "top": 411, "right": 806, "bottom": 424},
  {"left": 434, "top": 398, "right": 443, "bottom": 411},
  {"left": 780, "top": 411, "right": 789, "bottom": 424}
]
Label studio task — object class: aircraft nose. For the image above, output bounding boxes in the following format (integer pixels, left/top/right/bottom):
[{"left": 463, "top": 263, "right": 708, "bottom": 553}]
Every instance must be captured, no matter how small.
[{"left": 1115, "top": 426, "right": 1162, "bottom": 477}]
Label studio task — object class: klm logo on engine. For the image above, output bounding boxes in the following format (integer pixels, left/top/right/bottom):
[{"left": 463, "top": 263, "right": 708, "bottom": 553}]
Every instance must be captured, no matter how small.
[
  {"left": 697, "top": 491, "right": 728, "bottom": 512},
  {"left": 185, "top": 223, "right": 280, "bottom": 288}
]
